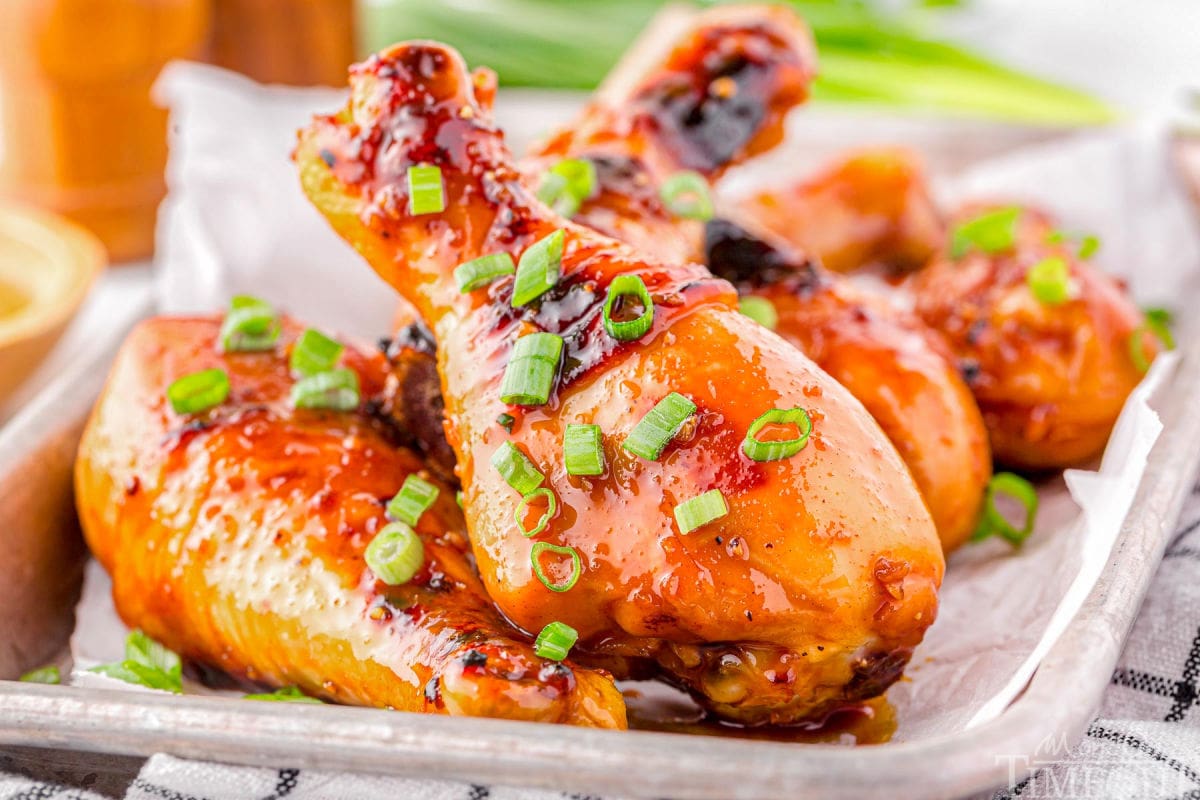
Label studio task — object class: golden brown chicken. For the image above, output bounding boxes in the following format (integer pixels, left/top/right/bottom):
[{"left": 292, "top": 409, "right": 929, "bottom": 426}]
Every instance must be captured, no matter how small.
[
  {"left": 75, "top": 315, "right": 626, "bottom": 727},
  {"left": 910, "top": 205, "right": 1158, "bottom": 470},
  {"left": 705, "top": 220, "right": 991, "bottom": 551},
  {"left": 297, "top": 41, "right": 943, "bottom": 725},
  {"left": 739, "top": 147, "right": 945, "bottom": 274}
]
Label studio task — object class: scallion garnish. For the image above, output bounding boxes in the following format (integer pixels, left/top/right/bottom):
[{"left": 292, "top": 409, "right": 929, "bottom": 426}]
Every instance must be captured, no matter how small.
[
  {"left": 387, "top": 474, "right": 440, "bottom": 527},
  {"left": 244, "top": 685, "right": 323, "bottom": 704},
  {"left": 290, "top": 329, "right": 344, "bottom": 377},
  {"left": 220, "top": 295, "right": 280, "bottom": 353},
  {"left": 602, "top": 274, "right": 655, "bottom": 341},
  {"left": 1128, "top": 310, "right": 1175, "bottom": 373},
  {"left": 516, "top": 487, "right": 557, "bottom": 538},
  {"left": 407, "top": 164, "right": 445, "bottom": 215},
  {"left": 512, "top": 229, "right": 564, "bottom": 307},
  {"left": 455, "top": 253, "right": 516, "bottom": 293},
  {"left": 660, "top": 171, "right": 714, "bottom": 221},
  {"left": 950, "top": 207, "right": 1021, "bottom": 259},
  {"left": 497, "top": 412, "right": 516, "bottom": 432},
  {"left": 534, "top": 621, "right": 579, "bottom": 661},
  {"left": 167, "top": 368, "right": 230, "bottom": 415},
  {"left": 530, "top": 541, "right": 582, "bottom": 593},
  {"left": 623, "top": 392, "right": 696, "bottom": 461},
  {"left": 738, "top": 295, "right": 778, "bottom": 330},
  {"left": 742, "top": 407, "right": 813, "bottom": 462},
  {"left": 290, "top": 367, "right": 360, "bottom": 411},
  {"left": 365, "top": 521, "right": 425, "bottom": 585},
  {"left": 499, "top": 332, "right": 563, "bottom": 406},
  {"left": 89, "top": 630, "right": 183, "bottom": 693},
  {"left": 491, "top": 441, "right": 544, "bottom": 496},
  {"left": 564, "top": 423, "right": 604, "bottom": 476},
  {"left": 1078, "top": 234, "right": 1101, "bottom": 259},
  {"left": 674, "top": 489, "right": 729, "bottom": 534},
  {"left": 971, "top": 472, "right": 1038, "bottom": 546},
  {"left": 1026, "top": 256, "right": 1072, "bottom": 305},
  {"left": 537, "top": 158, "right": 597, "bottom": 218},
  {"left": 19, "top": 666, "right": 60, "bottom": 684}
]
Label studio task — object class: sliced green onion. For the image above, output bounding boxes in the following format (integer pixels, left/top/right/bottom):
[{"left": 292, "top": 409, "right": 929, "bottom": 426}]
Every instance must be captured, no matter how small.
[
  {"left": 530, "top": 541, "right": 581, "bottom": 593},
  {"left": 19, "top": 666, "right": 60, "bottom": 684},
  {"left": 623, "top": 392, "right": 696, "bottom": 461},
  {"left": 89, "top": 630, "right": 183, "bottom": 693},
  {"left": 290, "top": 328, "right": 344, "bottom": 377},
  {"left": 167, "top": 368, "right": 230, "bottom": 415},
  {"left": 499, "top": 332, "right": 563, "bottom": 405},
  {"left": 455, "top": 253, "right": 515, "bottom": 293},
  {"left": 1078, "top": 234, "right": 1101, "bottom": 259},
  {"left": 742, "top": 407, "right": 813, "bottom": 462},
  {"left": 244, "top": 686, "right": 323, "bottom": 704},
  {"left": 971, "top": 472, "right": 1038, "bottom": 546},
  {"left": 537, "top": 158, "right": 597, "bottom": 218},
  {"left": 291, "top": 368, "right": 360, "bottom": 411},
  {"left": 365, "top": 521, "right": 425, "bottom": 585},
  {"left": 564, "top": 423, "right": 604, "bottom": 476},
  {"left": 492, "top": 441, "right": 544, "bottom": 495},
  {"left": 455, "top": 490, "right": 464, "bottom": 508},
  {"left": 1128, "top": 311, "right": 1175, "bottom": 374},
  {"left": 950, "top": 206, "right": 1021, "bottom": 259},
  {"left": 660, "top": 171, "right": 714, "bottom": 221},
  {"left": 220, "top": 295, "right": 280, "bottom": 353},
  {"left": 674, "top": 489, "right": 729, "bottom": 534},
  {"left": 739, "top": 295, "right": 778, "bottom": 330},
  {"left": 408, "top": 164, "right": 445, "bottom": 215},
  {"left": 602, "top": 274, "right": 655, "bottom": 341},
  {"left": 1027, "top": 256, "right": 1072, "bottom": 305},
  {"left": 512, "top": 229, "right": 564, "bottom": 307},
  {"left": 497, "top": 412, "right": 516, "bottom": 432},
  {"left": 534, "top": 621, "right": 579, "bottom": 661},
  {"left": 516, "top": 487, "right": 557, "bottom": 538},
  {"left": 387, "top": 474, "right": 440, "bottom": 527}
]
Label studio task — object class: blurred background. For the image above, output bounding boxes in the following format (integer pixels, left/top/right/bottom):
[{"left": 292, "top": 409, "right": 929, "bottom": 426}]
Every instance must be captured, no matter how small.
[{"left": 0, "top": 0, "right": 1197, "bottom": 264}]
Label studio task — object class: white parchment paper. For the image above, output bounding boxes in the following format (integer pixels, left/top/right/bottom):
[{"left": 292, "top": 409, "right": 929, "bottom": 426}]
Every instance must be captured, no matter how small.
[{"left": 72, "top": 62, "right": 1200, "bottom": 741}]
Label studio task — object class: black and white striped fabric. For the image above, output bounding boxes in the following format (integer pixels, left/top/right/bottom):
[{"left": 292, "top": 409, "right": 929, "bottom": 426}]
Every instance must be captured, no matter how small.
[{"left": 4, "top": 485, "right": 1200, "bottom": 800}]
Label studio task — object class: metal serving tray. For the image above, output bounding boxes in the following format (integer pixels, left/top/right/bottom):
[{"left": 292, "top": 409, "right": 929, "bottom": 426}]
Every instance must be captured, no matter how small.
[{"left": 0, "top": 287, "right": 1198, "bottom": 800}]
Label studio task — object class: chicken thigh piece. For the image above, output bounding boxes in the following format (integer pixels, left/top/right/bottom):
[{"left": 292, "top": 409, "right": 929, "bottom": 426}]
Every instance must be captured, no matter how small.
[
  {"left": 705, "top": 220, "right": 991, "bottom": 552},
  {"left": 297, "top": 41, "right": 943, "bottom": 725},
  {"left": 911, "top": 205, "right": 1159, "bottom": 470},
  {"left": 76, "top": 316, "right": 626, "bottom": 727}
]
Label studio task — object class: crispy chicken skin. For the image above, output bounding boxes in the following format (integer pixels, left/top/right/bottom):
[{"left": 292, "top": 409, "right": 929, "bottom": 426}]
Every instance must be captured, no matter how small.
[
  {"left": 297, "top": 41, "right": 942, "bottom": 725},
  {"left": 75, "top": 316, "right": 626, "bottom": 727},
  {"left": 706, "top": 220, "right": 991, "bottom": 552},
  {"left": 910, "top": 206, "right": 1156, "bottom": 470},
  {"left": 529, "top": 3, "right": 817, "bottom": 264},
  {"left": 739, "top": 147, "right": 945, "bottom": 274}
]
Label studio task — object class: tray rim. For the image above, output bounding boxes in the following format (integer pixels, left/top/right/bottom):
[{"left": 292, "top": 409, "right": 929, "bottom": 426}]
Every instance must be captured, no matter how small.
[{"left": 0, "top": 308, "right": 1197, "bottom": 800}]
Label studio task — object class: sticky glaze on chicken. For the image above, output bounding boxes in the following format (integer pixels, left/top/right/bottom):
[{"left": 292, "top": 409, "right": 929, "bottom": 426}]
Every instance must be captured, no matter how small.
[
  {"left": 297, "top": 41, "right": 942, "bottom": 726},
  {"left": 706, "top": 219, "right": 991, "bottom": 551},
  {"left": 529, "top": 3, "right": 817, "bottom": 264},
  {"left": 910, "top": 206, "right": 1157, "bottom": 470},
  {"left": 75, "top": 316, "right": 626, "bottom": 727}
]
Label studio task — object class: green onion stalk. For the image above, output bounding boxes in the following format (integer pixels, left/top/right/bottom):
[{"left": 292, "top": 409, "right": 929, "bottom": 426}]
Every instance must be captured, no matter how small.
[{"left": 357, "top": 0, "right": 1114, "bottom": 126}]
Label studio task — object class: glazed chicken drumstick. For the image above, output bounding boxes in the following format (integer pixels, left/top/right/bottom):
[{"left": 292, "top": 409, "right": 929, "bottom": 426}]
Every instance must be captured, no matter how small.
[
  {"left": 297, "top": 41, "right": 943, "bottom": 725},
  {"left": 76, "top": 316, "right": 626, "bottom": 727},
  {"left": 522, "top": 6, "right": 989, "bottom": 551}
]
